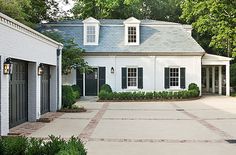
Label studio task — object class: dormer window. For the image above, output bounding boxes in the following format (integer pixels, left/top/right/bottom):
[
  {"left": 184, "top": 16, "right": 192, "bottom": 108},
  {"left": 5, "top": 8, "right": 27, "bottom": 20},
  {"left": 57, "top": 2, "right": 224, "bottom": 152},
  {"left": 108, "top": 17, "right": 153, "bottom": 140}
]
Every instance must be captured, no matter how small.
[
  {"left": 128, "top": 26, "right": 137, "bottom": 43},
  {"left": 124, "top": 17, "right": 141, "bottom": 45},
  {"left": 83, "top": 17, "right": 100, "bottom": 45}
]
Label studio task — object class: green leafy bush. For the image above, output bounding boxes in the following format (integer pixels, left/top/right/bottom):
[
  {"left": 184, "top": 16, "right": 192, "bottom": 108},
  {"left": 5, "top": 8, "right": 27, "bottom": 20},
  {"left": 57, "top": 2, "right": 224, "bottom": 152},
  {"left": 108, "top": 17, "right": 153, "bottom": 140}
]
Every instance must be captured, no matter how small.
[
  {"left": 100, "top": 84, "right": 112, "bottom": 93},
  {"left": 62, "top": 85, "right": 76, "bottom": 108},
  {"left": 188, "top": 83, "right": 200, "bottom": 96},
  {"left": 71, "top": 85, "right": 81, "bottom": 99},
  {"left": 1, "top": 136, "right": 27, "bottom": 155},
  {"left": 230, "top": 63, "right": 236, "bottom": 88},
  {"left": 0, "top": 136, "right": 87, "bottom": 155},
  {"left": 145, "top": 92, "right": 153, "bottom": 100}
]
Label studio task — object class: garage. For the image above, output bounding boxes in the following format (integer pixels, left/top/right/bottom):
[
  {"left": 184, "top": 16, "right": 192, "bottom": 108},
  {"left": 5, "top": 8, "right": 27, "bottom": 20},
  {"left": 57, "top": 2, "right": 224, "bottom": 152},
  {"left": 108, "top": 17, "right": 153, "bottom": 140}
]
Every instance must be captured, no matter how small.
[
  {"left": 9, "top": 60, "right": 28, "bottom": 128},
  {"left": 41, "top": 65, "right": 50, "bottom": 114}
]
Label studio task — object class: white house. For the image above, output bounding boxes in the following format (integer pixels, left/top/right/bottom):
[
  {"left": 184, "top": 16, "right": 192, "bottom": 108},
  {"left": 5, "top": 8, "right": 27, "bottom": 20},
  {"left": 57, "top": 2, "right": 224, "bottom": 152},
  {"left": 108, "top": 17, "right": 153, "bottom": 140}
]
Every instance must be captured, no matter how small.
[
  {"left": 42, "top": 17, "right": 231, "bottom": 97},
  {"left": 0, "top": 13, "right": 62, "bottom": 135}
]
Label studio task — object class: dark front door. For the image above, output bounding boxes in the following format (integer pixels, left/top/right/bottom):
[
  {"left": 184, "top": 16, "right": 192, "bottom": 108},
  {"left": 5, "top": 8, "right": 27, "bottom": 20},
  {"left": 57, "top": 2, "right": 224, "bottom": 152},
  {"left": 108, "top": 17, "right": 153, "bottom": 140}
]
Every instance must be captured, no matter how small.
[
  {"left": 41, "top": 65, "right": 50, "bottom": 114},
  {"left": 9, "top": 60, "right": 28, "bottom": 128},
  {"left": 85, "top": 68, "right": 98, "bottom": 96}
]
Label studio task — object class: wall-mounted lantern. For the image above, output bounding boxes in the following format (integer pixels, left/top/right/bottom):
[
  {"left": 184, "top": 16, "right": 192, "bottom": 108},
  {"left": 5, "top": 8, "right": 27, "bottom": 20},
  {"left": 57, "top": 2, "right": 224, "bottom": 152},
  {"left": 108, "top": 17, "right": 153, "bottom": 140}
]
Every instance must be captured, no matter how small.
[
  {"left": 111, "top": 67, "right": 114, "bottom": 74},
  {"left": 3, "top": 58, "right": 13, "bottom": 75},
  {"left": 38, "top": 63, "right": 44, "bottom": 76}
]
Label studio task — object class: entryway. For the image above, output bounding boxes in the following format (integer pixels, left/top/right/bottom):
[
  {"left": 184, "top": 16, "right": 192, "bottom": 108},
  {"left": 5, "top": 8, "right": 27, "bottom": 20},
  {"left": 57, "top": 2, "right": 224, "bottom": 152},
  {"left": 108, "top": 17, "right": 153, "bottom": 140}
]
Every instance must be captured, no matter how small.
[
  {"left": 202, "top": 54, "right": 231, "bottom": 96},
  {"left": 9, "top": 60, "right": 28, "bottom": 128},
  {"left": 77, "top": 67, "right": 106, "bottom": 96},
  {"left": 41, "top": 65, "right": 50, "bottom": 114}
]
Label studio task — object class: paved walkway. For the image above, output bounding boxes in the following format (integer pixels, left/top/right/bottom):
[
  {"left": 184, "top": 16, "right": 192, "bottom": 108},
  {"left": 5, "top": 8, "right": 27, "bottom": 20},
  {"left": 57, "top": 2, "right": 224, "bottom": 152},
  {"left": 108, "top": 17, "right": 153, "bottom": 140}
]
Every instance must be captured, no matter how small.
[{"left": 28, "top": 96, "right": 236, "bottom": 155}]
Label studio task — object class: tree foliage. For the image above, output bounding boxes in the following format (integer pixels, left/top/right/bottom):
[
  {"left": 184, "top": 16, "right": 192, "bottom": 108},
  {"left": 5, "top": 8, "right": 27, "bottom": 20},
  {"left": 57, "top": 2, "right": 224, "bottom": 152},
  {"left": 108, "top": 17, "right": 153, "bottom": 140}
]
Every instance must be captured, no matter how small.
[
  {"left": 0, "top": 0, "right": 65, "bottom": 27},
  {"left": 72, "top": 0, "right": 182, "bottom": 22},
  {"left": 42, "top": 31, "right": 91, "bottom": 75},
  {"left": 180, "top": 0, "right": 236, "bottom": 56}
]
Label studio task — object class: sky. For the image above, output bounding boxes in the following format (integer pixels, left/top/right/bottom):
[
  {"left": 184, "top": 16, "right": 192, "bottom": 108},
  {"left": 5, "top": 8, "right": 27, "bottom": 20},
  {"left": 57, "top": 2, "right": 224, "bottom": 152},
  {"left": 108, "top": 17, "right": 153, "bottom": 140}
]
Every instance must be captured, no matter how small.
[{"left": 56, "top": 0, "right": 75, "bottom": 12}]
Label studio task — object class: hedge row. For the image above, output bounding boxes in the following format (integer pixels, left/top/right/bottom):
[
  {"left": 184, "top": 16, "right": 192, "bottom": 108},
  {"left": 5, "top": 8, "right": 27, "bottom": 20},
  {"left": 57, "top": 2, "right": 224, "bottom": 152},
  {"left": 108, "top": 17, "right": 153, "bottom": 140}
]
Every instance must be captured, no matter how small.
[
  {"left": 62, "top": 85, "right": 81, "bottom": 108},
  {"left": 0, "top": 136, "right": 86, "bottom": 155},
  {"left": 99, "top": 83, "right": 200, "bottom": 101}
]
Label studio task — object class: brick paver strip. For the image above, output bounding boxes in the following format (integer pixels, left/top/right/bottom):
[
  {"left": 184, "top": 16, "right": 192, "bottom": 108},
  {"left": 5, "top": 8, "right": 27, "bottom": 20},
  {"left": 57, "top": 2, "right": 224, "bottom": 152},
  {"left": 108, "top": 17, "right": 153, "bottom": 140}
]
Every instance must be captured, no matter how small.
[
  {"left": 89, "top": 138, "right": 225, "bottom": 143},
  {"left": 171, "top": 103, "right": 233, "bottom": 139},
  {"left": 79, "top": 103, "right": 109, "bottom": 142}
]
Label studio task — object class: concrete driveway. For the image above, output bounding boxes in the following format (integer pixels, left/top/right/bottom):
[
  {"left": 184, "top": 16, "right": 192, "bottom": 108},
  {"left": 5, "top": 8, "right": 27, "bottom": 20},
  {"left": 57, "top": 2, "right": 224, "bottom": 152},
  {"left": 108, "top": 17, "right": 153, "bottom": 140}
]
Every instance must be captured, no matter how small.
[{"left": 28, "top": 96, "right": 236, "bottom": 155}]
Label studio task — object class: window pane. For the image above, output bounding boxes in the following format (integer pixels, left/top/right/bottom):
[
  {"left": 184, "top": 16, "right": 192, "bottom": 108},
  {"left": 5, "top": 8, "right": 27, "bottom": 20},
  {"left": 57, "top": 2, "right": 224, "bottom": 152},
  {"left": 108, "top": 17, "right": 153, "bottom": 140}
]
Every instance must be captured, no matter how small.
[
  {"left": 169, "top": 68, "right": 179, "bottom": 87},
  {"left": 87, "top": 26, "right": 96, "bottom": 43},
  {"left": 128, "top": 27, "right": 137, "bottom": 43},
  {"left": 128, "top": 68, "right": 137, "bottom": 87}
]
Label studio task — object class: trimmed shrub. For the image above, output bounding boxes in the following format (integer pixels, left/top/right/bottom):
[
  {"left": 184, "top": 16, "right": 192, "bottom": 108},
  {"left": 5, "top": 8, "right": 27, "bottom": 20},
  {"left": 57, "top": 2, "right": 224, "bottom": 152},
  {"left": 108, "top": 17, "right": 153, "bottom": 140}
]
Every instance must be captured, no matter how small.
[
  {"left": 71, "top": 85, "right": 81, "bottom": 99},
  {"left": 98, "top": 90, "right": 109, "bottom": 100},
  {"left": 188, "top": 83, "right": 200, "bottom": 96},
  {"left": 145, "top": 92, "right": 153, "bottom": 100},
  {"left": 100, "top": 84, "right": 112, "bottom": 93},
  {"left": 62, "top": 85, "right": 76, "bottom": 108}
]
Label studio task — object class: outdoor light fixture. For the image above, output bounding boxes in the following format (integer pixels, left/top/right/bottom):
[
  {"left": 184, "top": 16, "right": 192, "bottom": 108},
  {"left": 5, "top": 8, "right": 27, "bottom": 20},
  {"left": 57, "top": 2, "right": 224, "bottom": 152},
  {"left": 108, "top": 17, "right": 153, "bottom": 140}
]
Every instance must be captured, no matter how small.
[
  {"left": 111, "top": 67, "right": 114, "bottom": 74},
  {"left": 38, "top": 63, "right": 44, "bottom": 75},
  {"left": 3, "top": 58, "right": 13, "bottom": 75}
]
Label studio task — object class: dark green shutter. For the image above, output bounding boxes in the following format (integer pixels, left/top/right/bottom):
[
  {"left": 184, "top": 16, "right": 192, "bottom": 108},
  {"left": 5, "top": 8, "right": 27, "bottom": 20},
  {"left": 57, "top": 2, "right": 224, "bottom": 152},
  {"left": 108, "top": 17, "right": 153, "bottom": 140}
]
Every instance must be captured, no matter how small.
[
  {"left": 76, "top": 69, "right": 83, "bottom": 96},
  {"left": 180, "top": 67, "right": 186, "bottom": 89},
  {"left": 122, "top": 68, "right": 127, "bottom": 89},
  {"left": 99, "top": 67, "right": 106, "bottom": 91},
  {"left": 164, "top": 68, "right": 170, "bottom": 89},
  {"left": 138, "top": 68, "right": 143, "bottom": 89}
]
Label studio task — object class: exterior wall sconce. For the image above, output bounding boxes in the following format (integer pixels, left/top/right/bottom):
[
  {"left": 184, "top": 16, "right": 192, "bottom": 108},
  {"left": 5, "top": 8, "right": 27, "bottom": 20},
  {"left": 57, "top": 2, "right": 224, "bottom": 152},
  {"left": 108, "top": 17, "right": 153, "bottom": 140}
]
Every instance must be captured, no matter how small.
[
  {"left": 111, "top": 67, "right": 114, "bottom": 74},
  {"left": 38, "top": 63, "right": 44, "bottom": 75},
  {"left": 3, "top": 58, "right": 13, "bottom": 75}
]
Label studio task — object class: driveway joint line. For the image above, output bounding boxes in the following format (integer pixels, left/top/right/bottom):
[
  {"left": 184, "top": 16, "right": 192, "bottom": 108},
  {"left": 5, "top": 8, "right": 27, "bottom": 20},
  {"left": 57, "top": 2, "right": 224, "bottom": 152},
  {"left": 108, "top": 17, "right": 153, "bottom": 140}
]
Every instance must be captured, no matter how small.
[
  {"left": 78, "top": 103, "right": 109, "bottom": 142},
  {"left": 171, "top": 103, "right": 233, "bottom": 139}
]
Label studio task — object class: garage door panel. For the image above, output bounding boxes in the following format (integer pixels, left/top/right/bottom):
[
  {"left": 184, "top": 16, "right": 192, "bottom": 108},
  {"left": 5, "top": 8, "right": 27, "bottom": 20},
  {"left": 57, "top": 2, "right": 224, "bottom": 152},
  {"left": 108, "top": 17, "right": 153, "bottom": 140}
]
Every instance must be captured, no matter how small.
[
  {"left": 9, "top": 61, "right": 28, "bottom": 128},
  {"left": 41, "top": 65, "right": 50, "bottom": 114}
]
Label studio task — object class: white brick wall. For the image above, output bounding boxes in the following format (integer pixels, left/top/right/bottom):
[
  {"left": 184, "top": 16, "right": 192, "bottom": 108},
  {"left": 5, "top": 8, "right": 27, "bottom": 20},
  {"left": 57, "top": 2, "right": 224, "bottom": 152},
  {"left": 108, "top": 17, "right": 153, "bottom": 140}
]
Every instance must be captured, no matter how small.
[
  {"left": 63, "top": 55, "right": 202, "bottom": 95},
  {"left": 0, "top": 13, "right": 62, "bottom": 135}
]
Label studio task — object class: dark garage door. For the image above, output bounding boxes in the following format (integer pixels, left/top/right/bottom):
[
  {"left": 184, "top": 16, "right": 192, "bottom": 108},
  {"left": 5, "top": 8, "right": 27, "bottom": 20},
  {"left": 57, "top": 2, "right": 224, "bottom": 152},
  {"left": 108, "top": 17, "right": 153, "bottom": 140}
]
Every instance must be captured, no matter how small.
[
  {"left": 41, "top": 65, "right": 50, "bottom": 114},
  {"left": 9, "top": 60, "right": 28, "bottom": 128}
]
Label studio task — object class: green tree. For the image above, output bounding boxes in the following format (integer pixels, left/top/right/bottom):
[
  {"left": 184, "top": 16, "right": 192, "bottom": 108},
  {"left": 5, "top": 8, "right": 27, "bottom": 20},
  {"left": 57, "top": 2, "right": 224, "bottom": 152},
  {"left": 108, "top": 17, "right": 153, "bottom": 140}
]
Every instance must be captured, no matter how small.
[
  {"left": 42, "top": 31, "right": 91, "bottom": 75},
  {"left": 72, "top": 0, "right": 182, "bottom": 22},
  {"left": 180, "top": 0, "right": 236, "bottom": 57},
  {"left": 0, "top": 0, "right": 64, "bottom": 27}
]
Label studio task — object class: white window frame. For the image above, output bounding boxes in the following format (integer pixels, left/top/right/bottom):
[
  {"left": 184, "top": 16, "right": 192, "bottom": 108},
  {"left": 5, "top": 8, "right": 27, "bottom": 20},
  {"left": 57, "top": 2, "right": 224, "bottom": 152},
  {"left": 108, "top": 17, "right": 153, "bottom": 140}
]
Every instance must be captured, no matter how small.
[
  {"left": 169, "top": 67, "right": 180, "bottom": 89},
  {"left": 84, "top": 24, "right": 99, "bottom": 45},
  {"left": 127, "top": 67, "right": 138, "bottom": 89},
  {"left": 124, "top": 24, "right": 140, "bottom": 45}
]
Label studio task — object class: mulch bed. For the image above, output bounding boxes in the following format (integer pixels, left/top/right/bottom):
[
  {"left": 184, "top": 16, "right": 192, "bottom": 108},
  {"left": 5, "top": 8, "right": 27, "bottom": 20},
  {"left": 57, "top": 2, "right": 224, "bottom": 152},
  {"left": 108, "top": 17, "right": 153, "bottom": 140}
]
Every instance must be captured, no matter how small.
[{"left": 97, "top": 96, "right": 201, "bottom": 102}]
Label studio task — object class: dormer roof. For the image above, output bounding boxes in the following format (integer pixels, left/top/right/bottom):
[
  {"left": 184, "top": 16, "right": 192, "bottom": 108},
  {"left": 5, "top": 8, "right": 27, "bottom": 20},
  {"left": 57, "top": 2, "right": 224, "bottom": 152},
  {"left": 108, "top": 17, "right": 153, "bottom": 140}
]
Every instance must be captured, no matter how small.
[
  {"left": 123, "top": 17, "right": 141, "bottom": 24},
  {"left": 82, "top": 17, "right": 100, "bottom": 24}
]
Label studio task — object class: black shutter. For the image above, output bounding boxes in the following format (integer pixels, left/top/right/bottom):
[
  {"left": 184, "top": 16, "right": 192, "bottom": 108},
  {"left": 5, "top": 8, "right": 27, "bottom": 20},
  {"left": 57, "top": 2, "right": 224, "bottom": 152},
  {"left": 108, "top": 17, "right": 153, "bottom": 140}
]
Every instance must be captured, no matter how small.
[
  {"left": 76, "top": 69, "right": 83, "bottom": 96},
  {"left": 122, "top": 68, "right": 127, "bottom": 89},
  {"left": 164, "top": 68, "right": 170, "bottom": 89},
  {"left": 99, "top": 67, "right": 106, "bottom": 91},
  {"left": 180, "top": 67, "right": 186, "bottom": 89},
  {"left": 138, "top": 68, "right": 143, "bottom": 89}
]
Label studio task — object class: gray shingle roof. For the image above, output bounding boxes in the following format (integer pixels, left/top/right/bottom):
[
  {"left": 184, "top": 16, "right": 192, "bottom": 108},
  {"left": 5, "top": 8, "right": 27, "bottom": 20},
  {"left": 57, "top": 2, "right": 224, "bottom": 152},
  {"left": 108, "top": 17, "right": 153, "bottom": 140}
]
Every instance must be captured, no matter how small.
[{"left": 40, "top": 19, "right": 205, "bottom": 54}]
